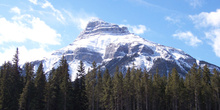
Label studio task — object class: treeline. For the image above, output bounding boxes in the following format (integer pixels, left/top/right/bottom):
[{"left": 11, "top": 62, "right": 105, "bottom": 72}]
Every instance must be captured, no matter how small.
[
  {"left": 0, "top": 49, "right": 220, "bottom": 110},
  {"left": 85, "top": 63, "right": 220, "bottom": 110}
]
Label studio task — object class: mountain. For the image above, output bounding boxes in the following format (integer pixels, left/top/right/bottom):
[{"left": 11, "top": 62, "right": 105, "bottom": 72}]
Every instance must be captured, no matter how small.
[{"left": 32, "top": 19, "right": 220, "bottom": 80}]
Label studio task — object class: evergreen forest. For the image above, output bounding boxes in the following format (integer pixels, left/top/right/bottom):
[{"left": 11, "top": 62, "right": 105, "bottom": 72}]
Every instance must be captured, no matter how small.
[{"left": 0, "top": 48, "right": 220, "bottom": 110}]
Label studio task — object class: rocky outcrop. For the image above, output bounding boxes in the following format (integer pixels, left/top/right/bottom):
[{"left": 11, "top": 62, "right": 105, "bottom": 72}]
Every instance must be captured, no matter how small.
[{"left": 77, "top": 19, "right": 130, "bottom": 40}]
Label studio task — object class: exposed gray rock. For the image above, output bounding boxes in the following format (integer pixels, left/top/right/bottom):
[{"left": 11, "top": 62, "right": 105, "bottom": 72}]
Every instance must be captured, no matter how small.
[
  {"left": 104, "top": 43, "right": 118, "bottom": 59},
  {"left": 72, "top": 48, "right": 103, "bottom": 63},
  {"left": 77, "top": 20, "right": 130, "bottom": 40},
  {"left": 140, "top": 45, "right": 154, "bottom": 55},
  {"left": 114, "top": 44, "right": 129, "bottom": 57}
]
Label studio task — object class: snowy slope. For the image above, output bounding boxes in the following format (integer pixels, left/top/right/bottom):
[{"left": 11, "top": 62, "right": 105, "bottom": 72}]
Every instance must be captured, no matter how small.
[{"left": 32, "top": 19, "right": 220, "bottom": 80}]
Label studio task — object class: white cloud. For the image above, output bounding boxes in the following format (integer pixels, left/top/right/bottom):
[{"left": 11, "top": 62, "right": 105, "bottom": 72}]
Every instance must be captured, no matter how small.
[
  {"left": 0, "top": 3, "right": 61, "bottom": 65},
  {"left": 0, "top": 46, "right": 52, "bottom": 65},
  {"left": 173, "top": 31, "right": 202, "bottom": 47},
  {"left": 121, "top": 24, "right": 149, "bottom": 35},
  {"left": 130, "top": 25, "right": 147, "bottom": 34},
  {"left": 0, "top": 47, "right": 16, "bottom": 65},
  {"left": 18, "top": 46, "right": 52, "bottom": 64},
  {"left": 190, "top": 9, "right": 220, "bottom": 28},
  {"left": 190, "top": 9, "right": 220, "bottom": 57},
  {"left": 0, "top": 15, "right": 61, "bottom": 45},
  {"left": 10, "top": 7, "right": 21, "bottom": 15},
  {"left": 205, "top": 29, "right": 220, "bottom": 57}
]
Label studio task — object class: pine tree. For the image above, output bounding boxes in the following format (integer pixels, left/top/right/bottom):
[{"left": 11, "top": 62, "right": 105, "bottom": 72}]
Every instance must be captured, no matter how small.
[
  {"left": 118, "top": 71, "right": 124, "bottom": 110},
  {"left": 165, "top": 71, "right": 172, "bottom": 110},
  {"left": 170, "top": 68, "right": 181, "bottom": 110},
  {"left": 45, "top": 68, "right": 54, "bottom": 110},
  {"left": 0, "top": 49, "right": 23, "bottom": 110},
  {"left": 130, "top": 64, "right": 136, "bottom": 110},
  {"left": 211, "top": 69, "right": 220, "bottom": 110},
  {"left": 46, "top": 68, "right": 61, "bottom": 110},
  {"left": 12, "top": 48, "right": 23, "bottom": 110},
  {"left": 179, "top": 77, "right": 186, "bottom": 110},
  {"left": 85, "top": 69, "right": 92, "bottom": 110},
  {"left": 152, "top": 69, "right": 165, "bottom": 110},
  {"left": 184, "top": 69, "right": 194, "bottom": 110},
  {"left": 134, "top": 68, "right": 142, "bottom": 110},
  {"left": 142, "top": 68, "right": 152, "bottom": 110},
  {"left": 101, "top": 69, "right": 113, "bottom": 110},
  {"left": 201, "top": 65, "right": 212, "bottom": 110},
  {"left": 33, "top": 62, "right": 46, "bottom": 110},
  {"left": 59, "top": 56, "right": 72, "bottom": 110},
  {"left": 95, "top": 66, "right": 102, "bottom": 110},
  {"left": 185, "top": 64, "right": 202, "bottom": 110},
  {"left": 123, "top": 67, "right": 132, "bottom": 110},
  {"left": 161, "top": 73, "right": 167, "bottom": 109},
  {"left": 19, "top": 62, "right": 35, "bottom": 110},
  {"left": 73, "top": 60, "right": 87, "bottom": 110},
  {"left": 0, "top": 62, "right": 13, "bottom": 109},
  {"left": 113, "top": 66, "right": 124, "bottom": 110},
  {"left": 85, "top": 61, "right": 97, "bottom": 110}
]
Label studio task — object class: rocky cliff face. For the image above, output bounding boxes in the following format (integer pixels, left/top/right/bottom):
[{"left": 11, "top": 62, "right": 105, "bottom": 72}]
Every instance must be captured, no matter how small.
[
  {"left": 77, "top": 19, "right": 130, "bottom": 40},
  {"left": 31, "top": 19, "right": 220, "bottom": 80}
]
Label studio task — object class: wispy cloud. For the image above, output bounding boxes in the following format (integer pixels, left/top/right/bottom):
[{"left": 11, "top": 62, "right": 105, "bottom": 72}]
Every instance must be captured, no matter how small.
[
  {"left": 29, "top": 0, "right": 38, "bottom": 5},
  {"left": 186, "top": 0, "right": 203, "bottom": 8},
  {"left": 41, "top": 0, "right": 65, "bottom": 23},
  {"left": 132, "top": 0, "right": 161, "bottom": 8},
  {"left": 0, "top": 4, "right": 9, "bottom": 7},
  {"left": 63, "top": 9, "right": 97, "bottom": 30},
  {"left": 28, "top": 0, "right": 65, "bottom": 23},
  {"left": 10, "top": 7, "right": 21, "bottom": 15},
  {"left": 165, "top": 16, "right": 181, "bottom": 24},
  {"left": 29, "top": 0, "right": 97, "bottom": 29},
  {"left": 165, "top": 16, "right": 184, "bottom": 28},
  {"left": 130, "top": 0, "right": 178, "bottom": 13},
  {"left": 173, "top": 31, "right": 202, "bottom": 47}
]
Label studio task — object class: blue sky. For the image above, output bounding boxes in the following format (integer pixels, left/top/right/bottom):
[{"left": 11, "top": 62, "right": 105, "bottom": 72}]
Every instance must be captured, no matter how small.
[{"left": 0, "top": 0, "right": 220, "bottom": 66}]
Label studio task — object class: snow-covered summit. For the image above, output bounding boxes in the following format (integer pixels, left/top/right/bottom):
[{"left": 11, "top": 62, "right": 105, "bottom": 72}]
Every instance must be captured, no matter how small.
[
  {"left": 31, "top": 19, "right": 220, "bottom": 80},
  {"left": 77, "top": 19, "right": 130, "bottom": 40}
]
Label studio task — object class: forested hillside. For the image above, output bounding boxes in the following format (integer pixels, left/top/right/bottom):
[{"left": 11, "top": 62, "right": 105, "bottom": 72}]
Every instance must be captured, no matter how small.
[{"left": 0, "top": 49, "right": 220, "bottom": 110}]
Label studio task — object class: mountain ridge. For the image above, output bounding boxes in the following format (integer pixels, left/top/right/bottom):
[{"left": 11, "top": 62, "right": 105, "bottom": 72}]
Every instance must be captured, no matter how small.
[
  {"left": 76, "top": 19, "right": 130, "bottom": 40},
  {"left": 31, "top": 19, "right": 220, "bottom": 80}
]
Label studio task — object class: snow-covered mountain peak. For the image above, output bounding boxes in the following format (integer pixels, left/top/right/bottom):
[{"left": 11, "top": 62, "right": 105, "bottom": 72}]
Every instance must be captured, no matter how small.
[
  {"left": 31, "top": 19, "right": 220, "bottom": 81},
  {"left": 77, "top": 19, "right": 130, "bottom": 40}
]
